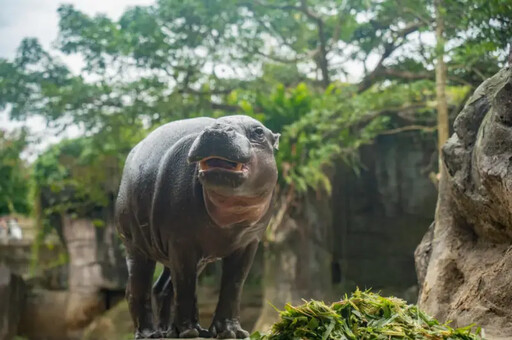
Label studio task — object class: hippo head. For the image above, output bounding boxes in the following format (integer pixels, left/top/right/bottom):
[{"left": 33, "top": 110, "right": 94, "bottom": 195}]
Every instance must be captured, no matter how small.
[{"left": 188, "top": 115, "right": 279, "bottom": 227}]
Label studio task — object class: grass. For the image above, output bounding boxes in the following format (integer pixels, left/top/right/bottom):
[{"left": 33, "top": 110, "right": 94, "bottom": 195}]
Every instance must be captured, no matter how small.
[{"left": 251, "top": 289, "right": 482, "bottom": 340}]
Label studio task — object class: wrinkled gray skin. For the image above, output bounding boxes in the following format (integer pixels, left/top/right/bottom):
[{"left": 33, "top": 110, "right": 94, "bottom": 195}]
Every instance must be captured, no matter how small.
[
  {"left": 115, "top": 115, "right": 279, "bottom": 339},
  {"left": 415, "top": 66, "right": 512, "bottom": 337}
]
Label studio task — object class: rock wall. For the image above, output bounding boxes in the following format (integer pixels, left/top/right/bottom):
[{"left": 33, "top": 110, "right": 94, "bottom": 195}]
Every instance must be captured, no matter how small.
[
  {"left": 416, "top": 66, "right": 512, "bottom": 338},
  {"left": 331, "top": 132, "right": 438, "bottom": 299},
  {"left": 18, "top": 214, "right": 127, "bottom": 340},
  {"left": 62, "top": 215, "right": 127, "bottom": 330},
  {"left": 0, "top": 266, "right": 25, "bottom": 340},
  {"left": 254, "top": 192, "right": 332, "bottom": 332},
  {"left": 0, "top": 234, "right": 66, "bottom": 289},
  {"left": 62, "top": 215, "right": 127, "bottom": 292}
]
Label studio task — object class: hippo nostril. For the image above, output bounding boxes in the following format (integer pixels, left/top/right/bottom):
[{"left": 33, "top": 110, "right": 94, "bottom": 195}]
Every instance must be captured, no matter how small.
[
  {"left": 207, "top": 124, "right": 236, "bottom": 137},
  {"left": 206, "top": 129, "right": 231, "bottom": 138},
  {"left": 210, "top": 122, "right": 235, "bottom": 131}
]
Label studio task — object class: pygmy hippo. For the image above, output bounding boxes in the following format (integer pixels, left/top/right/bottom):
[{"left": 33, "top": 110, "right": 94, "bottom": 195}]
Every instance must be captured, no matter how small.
[{"left": 115, "top": 115, "right": 279, "bottom": 339}]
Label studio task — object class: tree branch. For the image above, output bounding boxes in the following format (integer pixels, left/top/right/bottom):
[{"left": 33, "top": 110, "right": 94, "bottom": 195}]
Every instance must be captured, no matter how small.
[
  {"left": 357, "top": 66, "right": 472, "bottom": 90},
  {"left": 299, "top": 0, "right": 320, "bottom": 21},
  {"left": 378, "top": 125, "right": 437, "bottom": 135},
  {"left": 247, "top": 0, "right": 330, "bottom": 86},
  {"left": 378, "top": 68, "right": 433, "bottom": 80},
  {"left": 299, "top": 0, "right": 330, "bottom": 87},
  {"left": 252, "top": 15, "right": 297, "bottom": 51},
  {"left": 358, "top": 21, "right": 425, "bottom": 93},
  {"left": 403, "top": 7, "right": 433, "bottom": 26},
  {"left": 243, "top": 46, "right": 303, "bottom": 64}
]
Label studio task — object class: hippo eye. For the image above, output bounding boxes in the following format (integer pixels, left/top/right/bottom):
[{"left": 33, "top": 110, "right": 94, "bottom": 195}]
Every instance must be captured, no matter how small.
[{"left": 252, "top": 127, "right": 265, "bottom": 142}]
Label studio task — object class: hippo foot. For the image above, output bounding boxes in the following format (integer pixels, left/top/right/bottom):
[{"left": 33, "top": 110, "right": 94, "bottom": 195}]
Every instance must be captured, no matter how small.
[
  {"left": 134, "top": 328, "right": 162, "bottom": 339},
  {"left": 196, "top": 325, "right": 211, "bottom": 338},
  {"left": 210, "top": 319, "right": 249, "bottom": 339},
  {"left": 159, "top": 327, "right": 178, "bottom": 338},
  {"left": 175, "top": 322, "right": 211, "bottom": 338}
]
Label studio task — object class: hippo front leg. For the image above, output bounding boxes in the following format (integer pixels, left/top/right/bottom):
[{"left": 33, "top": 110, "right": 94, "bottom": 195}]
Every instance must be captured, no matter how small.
[
  {"left": 170, "top": 252, "right": 210, "bottom": 338},
  {"left": 210, "top": 241, "right": 258, "bottom": 339},
  {"left": 126, "top": 250, "right": 160, "bottom": 339}
]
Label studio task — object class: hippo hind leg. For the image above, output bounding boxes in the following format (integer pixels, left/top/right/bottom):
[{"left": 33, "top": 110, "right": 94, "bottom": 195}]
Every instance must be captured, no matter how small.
[
  {"left": 153, "top": 263, "right": 210, "bottom": 338},
  {"left": 126, "top": 250, "right": 160, "bottom": 339}
]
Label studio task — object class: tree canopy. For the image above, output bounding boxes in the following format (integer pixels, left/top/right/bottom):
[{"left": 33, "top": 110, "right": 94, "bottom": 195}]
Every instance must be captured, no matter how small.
[
  {"left": 0, "top": 0, "right": 511, "bottom": 218},
  {"left": 0, "top": 129, "right": 30, "bottom": 215}
]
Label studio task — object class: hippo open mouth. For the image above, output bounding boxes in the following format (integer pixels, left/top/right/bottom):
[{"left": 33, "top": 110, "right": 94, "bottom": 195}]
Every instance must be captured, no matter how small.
[{"left": 199, "top": 156, "right": 244, "bottom": 172}]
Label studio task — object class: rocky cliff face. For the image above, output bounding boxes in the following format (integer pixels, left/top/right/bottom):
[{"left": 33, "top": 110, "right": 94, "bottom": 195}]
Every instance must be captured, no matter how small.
[{"left": 416, "top": 66, "right": 512, "bottom": 338}]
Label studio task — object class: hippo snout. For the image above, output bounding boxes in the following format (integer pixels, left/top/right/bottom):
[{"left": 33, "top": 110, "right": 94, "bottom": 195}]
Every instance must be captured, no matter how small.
[{"left": 187, "top": 123, "right": 252, "bottom": 164}]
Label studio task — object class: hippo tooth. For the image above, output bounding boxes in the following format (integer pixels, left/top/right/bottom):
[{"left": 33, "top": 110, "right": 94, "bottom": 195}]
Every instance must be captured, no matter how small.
[{"left": 199, "top": 161, "right": 209, "bottom": 171}]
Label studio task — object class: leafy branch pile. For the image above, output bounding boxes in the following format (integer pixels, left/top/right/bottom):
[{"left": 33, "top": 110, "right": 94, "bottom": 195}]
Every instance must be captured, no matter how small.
[{"left": 252, "top": 290, "right": 481, "bottom": 340}]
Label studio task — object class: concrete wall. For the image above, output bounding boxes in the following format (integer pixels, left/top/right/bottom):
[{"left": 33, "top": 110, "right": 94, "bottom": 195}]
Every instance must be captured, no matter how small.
[{"left": 331, "top": 132, "right": 437, "bottom": 300}]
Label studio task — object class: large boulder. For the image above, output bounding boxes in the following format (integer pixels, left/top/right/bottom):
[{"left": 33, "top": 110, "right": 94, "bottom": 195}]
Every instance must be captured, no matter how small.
[
  {"left": 416, "top": 65, "right": 512, "bottom": 338},
  {"left": 0, "top": 265, "right": 25, "bottom": 340}
]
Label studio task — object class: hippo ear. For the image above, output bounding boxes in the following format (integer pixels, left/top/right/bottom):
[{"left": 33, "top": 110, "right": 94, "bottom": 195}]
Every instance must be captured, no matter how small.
[{"left": 272, "top": 133, "right": 280, "bottom": 150}]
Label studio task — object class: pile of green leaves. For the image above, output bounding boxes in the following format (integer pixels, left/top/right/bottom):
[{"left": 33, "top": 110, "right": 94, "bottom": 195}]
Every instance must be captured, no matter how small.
[{"left": 252, "top": 290, "right": 481, "bottom": 340}]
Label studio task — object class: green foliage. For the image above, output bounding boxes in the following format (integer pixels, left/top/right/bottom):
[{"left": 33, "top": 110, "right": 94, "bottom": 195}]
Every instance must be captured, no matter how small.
[
  {"left": 0, "top": 129, "right": 30, "bottom": 215},
  {"left": 251, "top": 290, "right": 482, "bottom": 340},
  {"left": 33, "top": 122, "right": 146, "bottom": 225},
  {"left": 1, "top": 0, "right": 510, "bottom": 216},
  {"left": 263, "top": 83, "right": 386, "bottom": 193},
  {"left": 229, "top": 78, "right": 447, "bottom": 194}
]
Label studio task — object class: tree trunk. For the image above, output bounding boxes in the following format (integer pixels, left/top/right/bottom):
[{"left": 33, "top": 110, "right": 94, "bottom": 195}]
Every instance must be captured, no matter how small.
[
  {"left": 435, "top": 0, "right": 449, "bottom": 167},
  {"left": 254, "top": 191, "right": 332, "bottom": 332}
]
